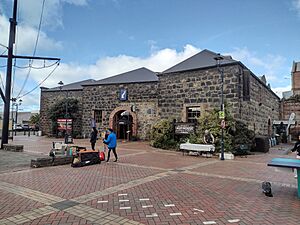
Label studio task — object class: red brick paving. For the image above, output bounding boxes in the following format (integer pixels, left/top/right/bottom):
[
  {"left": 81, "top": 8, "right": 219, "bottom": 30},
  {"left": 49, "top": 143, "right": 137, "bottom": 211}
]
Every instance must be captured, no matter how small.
[
  {"left": 22, "top": 211, "right": 94, "bottom": 225},
  {"left": 0, "top": 163, "right": 163, "bottom": 199},
  {"left": 0, "top": 137, "right": 300, "bottom": 224},
  {"left": 120, "top": 151, "right": 209, "bottom": 169},
  {"left": 86, "top": 173, "right": 300, "bottom": 224},
  {"left": 191, "top": 160, "right": 297, "bottom": 185},
  {"left": 0, "top": 190, "right": 45, "bottom": 220}
]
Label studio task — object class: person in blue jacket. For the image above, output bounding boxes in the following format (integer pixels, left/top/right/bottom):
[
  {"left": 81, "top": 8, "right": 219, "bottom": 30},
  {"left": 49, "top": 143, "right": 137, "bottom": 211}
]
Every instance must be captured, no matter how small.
[{"left": 103, "top": 128, "right": 118, "bottom": 162}]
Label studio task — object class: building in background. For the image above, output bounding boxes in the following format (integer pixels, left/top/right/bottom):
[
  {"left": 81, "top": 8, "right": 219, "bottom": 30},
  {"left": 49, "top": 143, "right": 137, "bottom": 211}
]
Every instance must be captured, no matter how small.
[
  {"left": 40, "top": 49, "right": 280, "bottom": 139},
  {"left": 281, "top": 61, "right": 300, "bottom": 138}
]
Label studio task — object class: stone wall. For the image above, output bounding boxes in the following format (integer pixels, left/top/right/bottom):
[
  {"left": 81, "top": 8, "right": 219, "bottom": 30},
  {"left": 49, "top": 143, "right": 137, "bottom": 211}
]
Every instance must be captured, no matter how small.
[
  {"left": 81, "top": 82, "right": 158, "bottom": 139},
  {"left": 239, "top": 72, "right": 280, "bottom": 135},
  {"left": 158, "top": 64, "right": 280, "bottom": 136},
  {"left": 158, "top": 65, "right": 241, "bottom": 121},
  {"left": 40, "top": 89, "right": 84, "bottom": 136}
]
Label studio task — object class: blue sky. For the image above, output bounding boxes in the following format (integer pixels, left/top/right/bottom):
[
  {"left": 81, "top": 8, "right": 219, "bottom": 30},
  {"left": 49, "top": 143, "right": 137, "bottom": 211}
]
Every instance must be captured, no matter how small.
[{"left": 0, "top": 0, "right": 300, "bottom": 111}]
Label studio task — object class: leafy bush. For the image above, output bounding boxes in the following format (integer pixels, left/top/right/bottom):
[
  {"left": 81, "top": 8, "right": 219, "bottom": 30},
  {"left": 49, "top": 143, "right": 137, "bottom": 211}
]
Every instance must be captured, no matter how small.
[
  {"left": 47, "top": 98, "right": 79, "bottom": 136},
  {"left": 189, "top": 105, "right": 254, "bottom": 153},
  {"left": 150, "top": 119, "right": 178, "bottom": 150},
  {"left": 48, "top": 98, "right": 79, "bottom": 121}
]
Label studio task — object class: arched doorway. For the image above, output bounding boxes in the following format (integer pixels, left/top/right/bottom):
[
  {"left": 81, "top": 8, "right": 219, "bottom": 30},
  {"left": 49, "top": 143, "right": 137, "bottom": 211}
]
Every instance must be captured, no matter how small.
[
  {"left": 114, "top": 110, "right": 133, "bottom": 139},
  {"left": 109, "top": 106, "right": 137, "bottom": 140}
]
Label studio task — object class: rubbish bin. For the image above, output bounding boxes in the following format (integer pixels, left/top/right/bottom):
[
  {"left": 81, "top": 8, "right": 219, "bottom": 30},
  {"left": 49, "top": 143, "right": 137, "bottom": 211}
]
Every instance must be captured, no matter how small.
[
  {"left": 253, "top": 136, "right": 269, "bottom": 153},
  {"left": 65, "top": 135, "right": 73, "bottom": 144}
]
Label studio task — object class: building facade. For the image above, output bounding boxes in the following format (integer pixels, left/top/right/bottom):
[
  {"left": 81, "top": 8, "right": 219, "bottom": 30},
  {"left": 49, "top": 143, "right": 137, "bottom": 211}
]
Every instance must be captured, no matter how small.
[{"left": 40, "top": 49, "right": 280, "bottom": 139}]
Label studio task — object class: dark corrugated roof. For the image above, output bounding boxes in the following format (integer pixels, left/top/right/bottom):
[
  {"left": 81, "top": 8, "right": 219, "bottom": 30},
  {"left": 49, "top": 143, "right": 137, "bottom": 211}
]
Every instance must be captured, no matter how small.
[
  {"left": 163, "top": 49, "right": 237, "bottom": 74},
  {"left": 42, "top": 79, "right": 96, "bottom": 92},
  {"left": 84, "top": 67, "right": 158, "bottom": 86}
]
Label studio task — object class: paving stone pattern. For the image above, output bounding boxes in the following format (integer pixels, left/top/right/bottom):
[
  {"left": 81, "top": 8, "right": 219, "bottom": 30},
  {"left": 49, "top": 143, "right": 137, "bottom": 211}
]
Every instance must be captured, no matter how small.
[{"left": 0, "top": 137, "right": 300, "bottom": 224}]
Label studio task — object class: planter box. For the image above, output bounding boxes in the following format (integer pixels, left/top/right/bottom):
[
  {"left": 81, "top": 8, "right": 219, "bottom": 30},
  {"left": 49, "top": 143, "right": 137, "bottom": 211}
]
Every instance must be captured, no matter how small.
[{"left": 219, "top": 152, "right": 234, "bottom": 160}]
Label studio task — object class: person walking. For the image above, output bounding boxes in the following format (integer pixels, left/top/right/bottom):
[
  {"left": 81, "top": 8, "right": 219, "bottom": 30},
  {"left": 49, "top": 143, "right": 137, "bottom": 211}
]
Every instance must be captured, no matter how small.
[
  {"left": 103, "top": 128, "right": 118, "bottom": 162},
  {"left": 90, "top": 127, "right": 98, "bottom": 150}
]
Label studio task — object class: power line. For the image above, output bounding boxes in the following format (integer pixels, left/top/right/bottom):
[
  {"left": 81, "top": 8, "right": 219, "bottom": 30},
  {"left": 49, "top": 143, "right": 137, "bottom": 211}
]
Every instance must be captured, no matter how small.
[
  {"left": 18, "top": 61, "right": 59, "bottom": 99},
  {"left": 13, "top": 60, "right": 59, "bottom": 69},
  {"left": 16, "top": 0, "right": 46, "bottom": 98},
  {"left": 0, "top": 49, "right": 7, "bottom": 90},
  {"left": 0, "top": 72, "right": 5, "bottom": 90},
  {"left": 0, "top": 43, "right": 8, "bottom": 49}
]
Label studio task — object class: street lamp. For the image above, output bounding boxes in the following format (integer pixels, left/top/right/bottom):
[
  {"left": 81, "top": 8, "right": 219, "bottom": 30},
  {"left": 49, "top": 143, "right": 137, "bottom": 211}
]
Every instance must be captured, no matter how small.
[
  {"left": 214, "top": 54, "right": 225, "bottom": 161},
  {"left": 12, "top": 98, "right": 22, "bottom": 136},
  {"left": 58, "top": 81, "right": 69, "bottom": 144}
]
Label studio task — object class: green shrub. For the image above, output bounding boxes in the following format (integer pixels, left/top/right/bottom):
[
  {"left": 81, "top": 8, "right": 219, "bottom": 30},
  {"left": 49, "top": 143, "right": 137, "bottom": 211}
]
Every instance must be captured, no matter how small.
[
  {"left": 189, "top": 105, "right": 254, "bottom": 153},
  {"left": 150, "top": 119, "right": 178, "bottom": 150}
]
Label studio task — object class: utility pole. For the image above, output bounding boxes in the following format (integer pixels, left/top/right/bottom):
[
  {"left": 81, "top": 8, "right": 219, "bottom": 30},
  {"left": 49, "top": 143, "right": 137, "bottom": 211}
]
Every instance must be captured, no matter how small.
[{"left": 1, "top": 0, "right": 60, "bottom": 148}]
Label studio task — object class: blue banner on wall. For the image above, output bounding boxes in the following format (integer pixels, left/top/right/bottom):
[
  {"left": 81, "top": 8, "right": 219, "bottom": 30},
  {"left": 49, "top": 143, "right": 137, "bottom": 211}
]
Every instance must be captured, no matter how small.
[{"left": 120, "top": 89, "right": 128, "bottom": 101}]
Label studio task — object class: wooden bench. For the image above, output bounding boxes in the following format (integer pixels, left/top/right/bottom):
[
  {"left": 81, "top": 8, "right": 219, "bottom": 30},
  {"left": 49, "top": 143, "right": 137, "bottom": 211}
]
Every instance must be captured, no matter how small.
[
  {"left": 180, "top": 143, "right": 215, "bottom": 157},
  {"left": 268, "top": 158, "right": 300, "bottom": 198}
]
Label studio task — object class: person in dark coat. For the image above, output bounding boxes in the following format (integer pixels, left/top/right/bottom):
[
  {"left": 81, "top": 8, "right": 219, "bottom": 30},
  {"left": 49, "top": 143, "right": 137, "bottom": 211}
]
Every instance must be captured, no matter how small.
[
  {"left": 90, "top": 127, "right": 98, "bottom": 150},
  {"left": 103, "top": 128, "right": 118, "bottom": 162}
]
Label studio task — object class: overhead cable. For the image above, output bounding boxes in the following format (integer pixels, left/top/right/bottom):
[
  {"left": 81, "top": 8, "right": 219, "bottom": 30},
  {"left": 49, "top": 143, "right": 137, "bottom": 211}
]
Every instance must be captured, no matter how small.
[
  {"left": 16, "top": 0, "right": 46, "bottom": 98},
  {"left": 18, "top": 61, "right": 59, "bottom": 99}
]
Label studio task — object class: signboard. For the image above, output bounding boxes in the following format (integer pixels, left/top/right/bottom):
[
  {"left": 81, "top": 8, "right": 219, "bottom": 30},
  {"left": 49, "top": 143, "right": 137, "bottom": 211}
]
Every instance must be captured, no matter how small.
[
  {"left": 57, "top": 119, "right": 73, "bottom": 132},
  {"left": 119, "top": 89, "right": 128, "bottom": 101},
  {"left": 219, "top": 111, "right": 225, "bottom": 119},
  {"left": 175, "top": 123, "right": 195, "bottom": 135}
]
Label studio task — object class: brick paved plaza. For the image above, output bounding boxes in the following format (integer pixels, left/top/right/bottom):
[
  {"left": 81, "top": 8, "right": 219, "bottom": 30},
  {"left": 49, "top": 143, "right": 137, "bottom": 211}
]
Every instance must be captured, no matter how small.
[{"left": 0, "top": 136, "right": 299, "bottom": 224}]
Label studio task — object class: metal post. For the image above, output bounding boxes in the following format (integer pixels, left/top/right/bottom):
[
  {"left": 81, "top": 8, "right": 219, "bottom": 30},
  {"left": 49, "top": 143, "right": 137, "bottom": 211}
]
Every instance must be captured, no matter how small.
[
  {"left": 15, "top": 104, "right": 18, "bottom": 136},
  {"left": 1, "top": 0, "right": 17, "bottom": 148},
  {"left": 220, "top": 63, "right": 225, "bottom": 160},
  {"left": 65, "top": 90, "right": 68, "bottom": 144},
  {"left": 214, "top": 55, "right": 225, "bottom": 161},
  {"left": 11, "top": 99, "right": 15, "bottom": 140}
]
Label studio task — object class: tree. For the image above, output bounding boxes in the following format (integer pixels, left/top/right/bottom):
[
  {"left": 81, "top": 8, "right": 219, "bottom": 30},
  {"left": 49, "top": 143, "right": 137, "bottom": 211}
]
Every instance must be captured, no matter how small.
[
  {"left": 189, "top": 106, "right": 234, "bottom": 152},
  {"left": 150, "top": 119, "right": 177, "bottom": 149},
  {"left": 30, "top": 113, "right": 40, "bottom": 125},
  {"left": 189, "top": 104, "right": 254, "bottom": 153},
  {"left": 47, "top": 98, "right": 79, "bottom": 135}
]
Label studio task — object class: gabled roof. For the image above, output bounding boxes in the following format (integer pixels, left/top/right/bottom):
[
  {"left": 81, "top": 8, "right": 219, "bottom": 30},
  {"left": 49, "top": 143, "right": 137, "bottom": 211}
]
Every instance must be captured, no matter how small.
[
  {"left": 83, "top": 67, "right": 158, "bottom": 86},
  {"left": 41, "top": 79, "right": 96, "bottom": 92},
  {"left": 163, "top": 49, "right": 237, "bottom": 74}
]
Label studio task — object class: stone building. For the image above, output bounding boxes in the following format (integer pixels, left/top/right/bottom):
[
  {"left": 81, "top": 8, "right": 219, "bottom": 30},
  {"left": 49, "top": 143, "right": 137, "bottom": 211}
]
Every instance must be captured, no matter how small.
[
  {"left": 40, "top": 49, "right": 280, "bottom": 139},
  {"left": 281, "top": 61, "right": 300, "bottom": 137}
]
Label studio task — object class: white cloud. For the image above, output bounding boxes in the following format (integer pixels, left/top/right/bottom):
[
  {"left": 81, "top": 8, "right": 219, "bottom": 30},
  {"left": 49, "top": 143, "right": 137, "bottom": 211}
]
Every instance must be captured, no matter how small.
[
  {"left": 10, "top": 44, "right": 199, "bottom": 110},
  {"left": 0, "top": 15, "right": 62, "bottom": 54},
  {"left": 292, "top": 0, "right": 300, "bottom": 15},
  {"left": 18, "top": 0, "right": 88, "bottom": 29},
  {"left": 272, "top": 85, "right": 291, "bottom": 98},
  {"left": 227, "top": 47, "right": 287, "bottom": 82}
]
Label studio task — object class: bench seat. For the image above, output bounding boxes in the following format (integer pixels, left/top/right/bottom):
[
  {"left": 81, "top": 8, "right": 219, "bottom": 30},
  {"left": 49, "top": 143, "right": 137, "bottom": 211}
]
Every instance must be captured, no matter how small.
[{"left": 180, "top": 143, "right": 215, "bottom": 157}]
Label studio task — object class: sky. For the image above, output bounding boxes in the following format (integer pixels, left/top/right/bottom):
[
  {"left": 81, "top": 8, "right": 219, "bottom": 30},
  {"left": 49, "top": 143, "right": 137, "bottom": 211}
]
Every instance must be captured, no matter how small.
[{"left": 0, "top": 0, "right": 300, "bottom": 111}]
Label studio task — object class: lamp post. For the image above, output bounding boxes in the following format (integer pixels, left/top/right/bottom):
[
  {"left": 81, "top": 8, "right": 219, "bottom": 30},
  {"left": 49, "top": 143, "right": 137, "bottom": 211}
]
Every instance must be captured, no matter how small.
[
  {"left": 58, "top": 81, "right": 68, "bottom": 144},
  {"left": 214, "top": 54, "right": 225, "bottom": 160},
  {"left": 14, "top": 99, "right": 22, "bottom": 136},
  {"left": 11, "top": 98, "right": 22, "bottom": 136}
]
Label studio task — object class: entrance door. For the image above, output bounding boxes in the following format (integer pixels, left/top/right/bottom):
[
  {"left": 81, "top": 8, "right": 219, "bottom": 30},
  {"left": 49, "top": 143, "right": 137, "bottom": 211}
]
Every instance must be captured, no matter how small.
[{"left": 113, "top": 110, "right": 133, "bottom": 140}]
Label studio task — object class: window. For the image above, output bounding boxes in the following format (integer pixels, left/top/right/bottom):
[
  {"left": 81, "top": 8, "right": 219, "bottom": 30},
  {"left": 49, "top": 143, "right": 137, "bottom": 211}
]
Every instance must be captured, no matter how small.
[
  {"left": 94, "top": 110, "right": 102, "bottom": 125},
  {"left": 187, "top": 107, "right": 201, "bottom": 123},
  {"left": 243, "top": 70, "right": 250, "bottom": 101}
]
